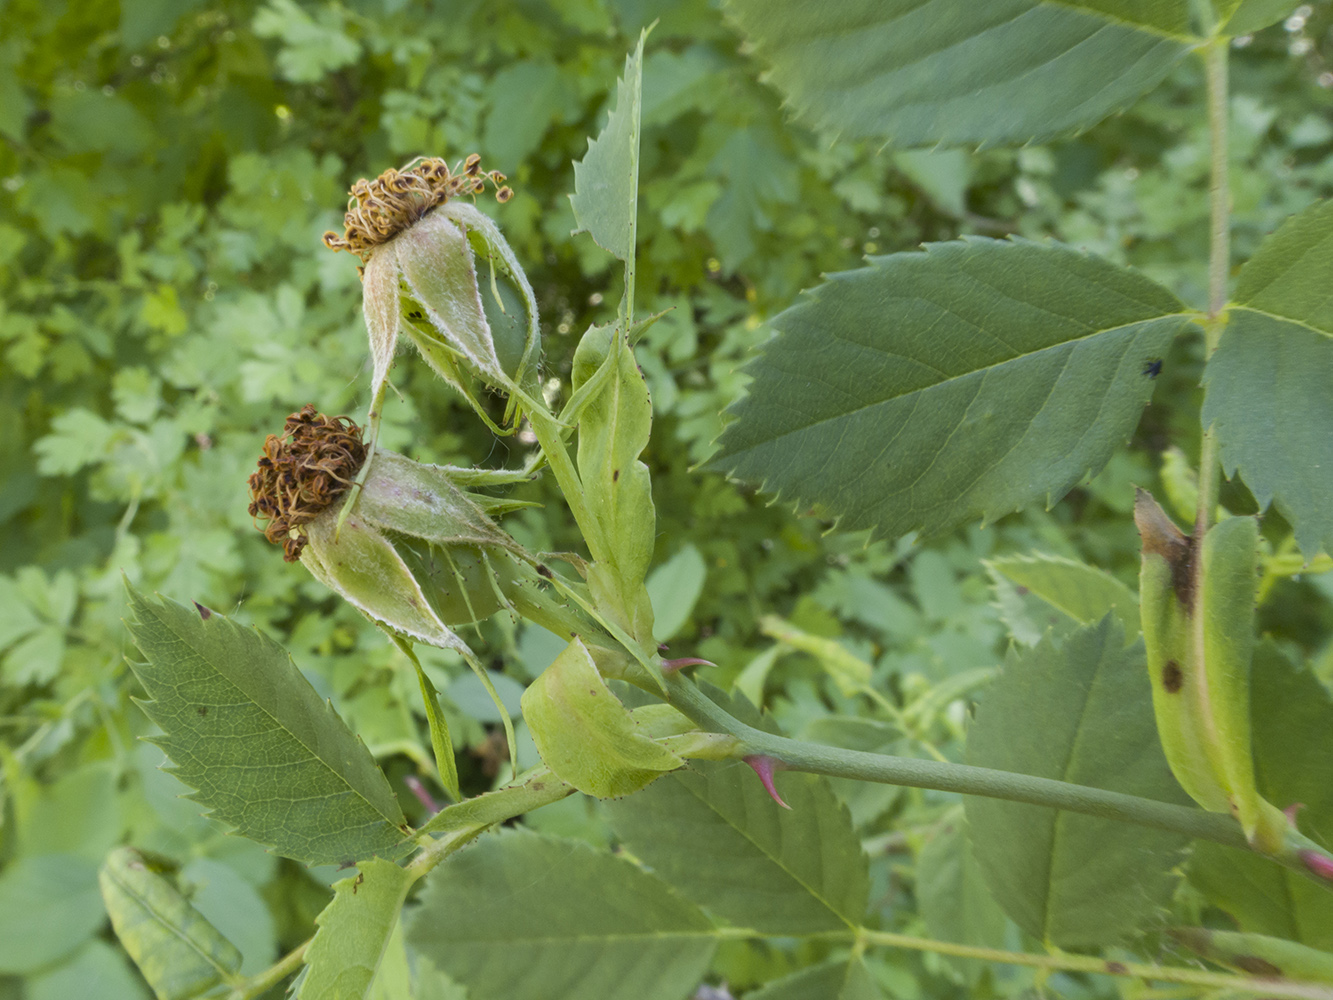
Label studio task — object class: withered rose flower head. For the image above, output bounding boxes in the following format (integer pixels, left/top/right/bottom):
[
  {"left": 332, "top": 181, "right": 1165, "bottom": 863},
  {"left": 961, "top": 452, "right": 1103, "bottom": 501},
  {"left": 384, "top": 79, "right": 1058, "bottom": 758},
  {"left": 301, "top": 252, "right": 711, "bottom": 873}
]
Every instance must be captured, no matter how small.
[
  {"left": 247, "top": 404, "right": 368, "bottom": 562},
  {"left": 322, "top": 154, "right": 513, "bottom": 261}
]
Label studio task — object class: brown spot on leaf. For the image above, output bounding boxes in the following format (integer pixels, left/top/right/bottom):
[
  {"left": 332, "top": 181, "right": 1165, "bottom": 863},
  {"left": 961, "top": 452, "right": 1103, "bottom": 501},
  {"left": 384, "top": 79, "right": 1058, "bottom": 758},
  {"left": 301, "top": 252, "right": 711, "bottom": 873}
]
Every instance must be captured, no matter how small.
[
  {"left": 194, "top": 601, "right": 212, "bottom": 619},
  {"left": 1104, "top": 962, "right": 1128, "bottom": 975},
  {"left": 1162, "top": 660, "right": 1183, "bottom": 693},
  {"left": 612, "top": 469, "right": 620, "bottom": 482},
  {"left": 197, "top": 706, "right": 208, "bottom": 716}
]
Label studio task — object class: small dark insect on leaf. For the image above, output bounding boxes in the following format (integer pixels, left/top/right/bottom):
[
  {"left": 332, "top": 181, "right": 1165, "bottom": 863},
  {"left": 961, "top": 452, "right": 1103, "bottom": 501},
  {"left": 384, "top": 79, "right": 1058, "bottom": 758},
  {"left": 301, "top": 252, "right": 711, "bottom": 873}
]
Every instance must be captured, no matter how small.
[
  {"left": 193, "top": 601, "right": 212, "bottom": 620},
  {"left": 1142, "top": 358, "right": 1163, "bottom": 379}
]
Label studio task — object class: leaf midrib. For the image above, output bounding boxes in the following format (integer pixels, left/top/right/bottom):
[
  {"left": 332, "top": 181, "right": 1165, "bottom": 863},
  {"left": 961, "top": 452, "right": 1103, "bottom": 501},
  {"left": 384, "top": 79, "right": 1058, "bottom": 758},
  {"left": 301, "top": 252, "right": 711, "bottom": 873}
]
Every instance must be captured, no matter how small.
[
  {"left": 681, "top": 774, "right": 861, "bottom": 930},
  {"left": 138, "top": 604, "right": 402, "bottom": 829},
  {"left": 729, "top": 311, "right": 1187, "bottom": 456}
]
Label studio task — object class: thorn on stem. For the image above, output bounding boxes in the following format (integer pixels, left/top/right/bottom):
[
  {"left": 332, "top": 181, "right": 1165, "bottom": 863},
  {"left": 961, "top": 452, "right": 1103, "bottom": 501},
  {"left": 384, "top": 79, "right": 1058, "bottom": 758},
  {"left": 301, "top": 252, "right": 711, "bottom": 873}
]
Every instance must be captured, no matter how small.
[
  {"left": 1300, "top": 849, "right": 1333, "bottom": 882},
  {"left": 404, "top": 775, "right": 440, "bottom": 814},
  {"left": 660, "top": 657, "right": 716, "bottom": 673},
  {"left": 1285, "top": 802, "right": 1306, "bottom": 825},
  {"left": 744, "top": 755, "right": 790, "bottom": 810}
]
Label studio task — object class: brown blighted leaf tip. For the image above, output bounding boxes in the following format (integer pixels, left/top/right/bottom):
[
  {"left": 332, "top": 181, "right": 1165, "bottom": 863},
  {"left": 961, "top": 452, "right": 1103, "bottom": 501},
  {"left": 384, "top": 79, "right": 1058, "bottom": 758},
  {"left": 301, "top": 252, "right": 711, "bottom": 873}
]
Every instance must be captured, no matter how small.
[
  {"left": 247, "top": 404, "right": 367, "bottom": 562},
  {"left": 322, "top": 155, "right": 514, "bottom": 260}
]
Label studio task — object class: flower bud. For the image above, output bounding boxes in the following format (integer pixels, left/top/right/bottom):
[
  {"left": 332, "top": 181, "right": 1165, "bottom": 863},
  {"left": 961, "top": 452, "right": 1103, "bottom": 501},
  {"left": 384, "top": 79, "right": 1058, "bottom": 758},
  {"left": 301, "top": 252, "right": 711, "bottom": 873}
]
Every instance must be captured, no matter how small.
[{"left": 323, "top": 157, "right": 539, "bottom": 418}]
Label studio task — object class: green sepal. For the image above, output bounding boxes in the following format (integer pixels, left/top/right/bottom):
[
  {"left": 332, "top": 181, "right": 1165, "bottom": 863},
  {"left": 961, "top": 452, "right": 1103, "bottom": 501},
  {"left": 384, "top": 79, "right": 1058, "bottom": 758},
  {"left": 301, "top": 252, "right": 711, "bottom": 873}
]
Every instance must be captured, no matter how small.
[{"left": 521, "top": 638, "right": 682, "bottom": 797}]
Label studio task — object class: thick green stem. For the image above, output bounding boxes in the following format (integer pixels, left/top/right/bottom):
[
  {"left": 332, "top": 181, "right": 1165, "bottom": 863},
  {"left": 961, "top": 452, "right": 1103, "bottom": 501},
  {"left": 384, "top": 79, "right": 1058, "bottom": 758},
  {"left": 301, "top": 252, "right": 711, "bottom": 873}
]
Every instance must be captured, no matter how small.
[
  {"left": 857, "top": 928, "right": 1333, "bottom": 1000},
  {"left": 1195, "top": 36, "right": 1230, "bottom": 537},
  {"left": 667, "top": 675, "right": 1240, "bottom": 842}
]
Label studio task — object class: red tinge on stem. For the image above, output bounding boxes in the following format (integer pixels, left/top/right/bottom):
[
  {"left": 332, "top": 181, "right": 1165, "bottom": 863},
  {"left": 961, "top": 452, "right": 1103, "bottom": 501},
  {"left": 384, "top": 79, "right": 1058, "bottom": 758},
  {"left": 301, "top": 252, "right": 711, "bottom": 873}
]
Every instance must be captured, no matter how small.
[
  {"left": 660, "top": 657, "right": 716, "bottom": 673},
  {"left": 744, "top": 755, "right": 791, "bottom": 810},
  {"left": 1301, "top": 850, "right": 1333, "bottom": 882},
  {"left": 404, "top": 775, "right": 439, "bottom": 814}
]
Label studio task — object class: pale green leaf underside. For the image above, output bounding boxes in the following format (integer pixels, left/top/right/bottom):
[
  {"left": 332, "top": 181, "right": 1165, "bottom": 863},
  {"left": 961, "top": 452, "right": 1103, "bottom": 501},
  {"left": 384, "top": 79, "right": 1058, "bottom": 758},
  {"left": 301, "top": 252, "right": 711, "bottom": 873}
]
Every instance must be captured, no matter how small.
[
  {"left": 604, "top": 760, "right": 869, "bottom": 934},
  {"left": 99, "top": 847, "right": 241, "bottom": 1000},
  {"left": 722, "top": 0, "right": 1197, "bottom": 147},
  {"left": 965, "top": 617, "right": 1189, "bottom": 947},
  {"left": 987, "top": 552, "right": 1139, "bottom": 645},
  {"left": 405, "top": 829, "right": 715, "bottom": 1000},
  {"left": 298, "top": 859, "right": 413, "bottom": 1000},
  {"left": 570, "top": 33, "right": 644, "bottom": 261},
  {"left": 1202, "top": 200, "right": 1333, "bottom": 558},
  {"left": 714, "top": 238, "right": 1188, "bottom": 543},
  {"left": 1222, "top": 0, "right": 1302, "bottom": 35},
  {"left": 124, "top": 587, "right": 409, "bottom": 866}
]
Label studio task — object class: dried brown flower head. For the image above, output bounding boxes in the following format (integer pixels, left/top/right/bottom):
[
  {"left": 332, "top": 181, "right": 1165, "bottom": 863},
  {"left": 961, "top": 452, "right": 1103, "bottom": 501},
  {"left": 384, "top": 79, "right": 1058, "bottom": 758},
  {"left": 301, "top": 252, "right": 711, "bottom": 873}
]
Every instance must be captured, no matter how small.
[
  {"left": 322, "top": 155, "right": 513, "bottom": 260},
  {"left": 247, "top": 404, "right": 368, "bottom": 561}
]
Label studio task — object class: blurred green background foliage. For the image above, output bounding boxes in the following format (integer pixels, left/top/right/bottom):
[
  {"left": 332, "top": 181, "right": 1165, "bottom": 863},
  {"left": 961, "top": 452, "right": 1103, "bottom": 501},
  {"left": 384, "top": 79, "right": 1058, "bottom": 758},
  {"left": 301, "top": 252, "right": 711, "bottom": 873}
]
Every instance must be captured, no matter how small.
[{"left": 2, "top": 0, "right": 1333, "bottom": 996}]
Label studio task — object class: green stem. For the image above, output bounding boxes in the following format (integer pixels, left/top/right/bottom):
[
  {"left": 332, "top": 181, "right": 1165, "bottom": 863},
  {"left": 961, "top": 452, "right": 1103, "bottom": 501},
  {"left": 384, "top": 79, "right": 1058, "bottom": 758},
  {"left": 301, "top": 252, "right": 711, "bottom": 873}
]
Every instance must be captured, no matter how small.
[
  {"left": 857, "top": 928, "right": 1333, "bottom": 1000},
  {"left": 226, "top": 940, "right": 310, "bottom": 1000},
  {"left": 525, "top": 407, "right": 596, "bottom": 548},
  {"left": 665, "top": 675, "right": 1333, "bottom": 884},
  {"left": 1195, "top": 35, "right": 1230, "bottom": 537}
]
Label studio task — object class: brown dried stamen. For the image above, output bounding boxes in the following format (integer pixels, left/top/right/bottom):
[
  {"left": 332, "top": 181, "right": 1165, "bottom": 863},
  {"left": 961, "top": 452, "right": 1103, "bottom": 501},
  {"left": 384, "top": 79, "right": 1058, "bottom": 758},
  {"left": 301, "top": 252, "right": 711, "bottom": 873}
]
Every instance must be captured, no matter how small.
[
  {"left": 322, "top": 155, "right": 513, "bottom": 260},
  {"left": 247, "top": 404, "right": 368, "bottom": 562}
]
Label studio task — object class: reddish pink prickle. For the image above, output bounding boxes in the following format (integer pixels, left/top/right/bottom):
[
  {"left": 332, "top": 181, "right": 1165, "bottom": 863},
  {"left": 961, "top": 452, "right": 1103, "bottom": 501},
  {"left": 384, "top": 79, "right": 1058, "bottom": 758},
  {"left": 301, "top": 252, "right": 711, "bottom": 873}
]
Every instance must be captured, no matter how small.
[
  {"left": 404, "top": 775, "right": 439, "bottom": 814},
  {"left": 1300, "top": 850, "right": 1333, "bottom": 881},
  {"left": 744, "top": 755, "right": 791, "bottom": 810},
  {"left": 660, "top": 657, "right": 716, "bottom": 673},
  {"left": 1285, "top": 802, "right": 1307, "bottom": 825}
]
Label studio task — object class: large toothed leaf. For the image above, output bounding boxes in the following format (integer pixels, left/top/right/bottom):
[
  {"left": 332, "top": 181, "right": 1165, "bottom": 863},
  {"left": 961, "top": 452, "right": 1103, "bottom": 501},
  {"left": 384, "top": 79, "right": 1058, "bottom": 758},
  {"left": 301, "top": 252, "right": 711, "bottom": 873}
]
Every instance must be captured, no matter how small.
[
  {"left": 405, "top": 829, "right": 716, "bottom": 1000},
  {"left": 124, "top": 586, "right": 410, "bottom": 866},
  {"left": 1203, "top": 199, "right": 1333, "bottom": 559},
  {"left": 722, "top": 0, "right": 1197, "bottom": 148},
  {"left": 570, "top": 31, "right": 644, "bottom": 263},
  {"left": 297, "top": 859, "right": 413, "bottom": 1000},
  {"left": 965, "top": 617, "right": 1189, "bottom": 947},
  {"left": 99, "top": 847, "right": 242, "bottom": 1000},
  {"left": 604, "top": 759, "right": 869, "bottom": 934},
  {"left": 714, "top": 239, "right": 1189, "bottom": 542}
]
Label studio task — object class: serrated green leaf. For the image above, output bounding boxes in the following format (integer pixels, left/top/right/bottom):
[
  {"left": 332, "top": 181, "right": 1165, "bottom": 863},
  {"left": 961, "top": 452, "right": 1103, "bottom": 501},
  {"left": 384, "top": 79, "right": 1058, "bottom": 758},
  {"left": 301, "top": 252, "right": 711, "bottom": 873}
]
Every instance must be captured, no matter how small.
[
  {"left": 570, "top": 32, "right": 644, "bottom": 263},
  {"left": 99, "top": 847, "right": 242, "bottom": 1000},
  {"left": 521, "top": 638, "right": 682, "bottom": 797},
  {"left": 405, "top": 829, "right": 716, "bottom": 1000},
  {"left": 986, "top": 552, "right": 1139, "bottom": 645},
  {"left": 746, "top": 957, "right": 884, "bottom": 1000},
  {"left": 123, "top": 586, "right": 410, "bottom": 865},
  {"left": 714, "top": 238, "right": 1188, "bottom": 542},
  {"left": 916, "top": 811, "right": 1010, "bottom": 986},
  {"left": 298, "top": 858, "right": 413, "bottom": 1000},
  {"left": 965, "top": 617, "right": 1189, "bottom": 947},
  {"left": 604, "top": 759, "right": 868, "bottom": 933},
  {"left": 1190, "top": 643, "right": 1333, "bottom": 950},
  {"left": 722, "top": 0, "right": 1195, "bottom": 148},
  {"left": 0, "top": 854, "right": 104, "bottom": 974},
  {"left": 1203, "top": 200, "right": 1333, "bottom": 559}
]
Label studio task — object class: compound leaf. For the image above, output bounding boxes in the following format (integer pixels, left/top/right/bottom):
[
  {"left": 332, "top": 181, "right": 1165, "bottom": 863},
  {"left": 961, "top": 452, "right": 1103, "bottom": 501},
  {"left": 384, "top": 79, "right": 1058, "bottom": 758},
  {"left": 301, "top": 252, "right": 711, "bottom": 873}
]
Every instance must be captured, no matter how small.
[
  {"left": 714, "top": 238, "right": 1188, "bottom": 542},
  {"left": 405, "top": 829, "right": 715, "bottom": 1000},
  {"left": 124, "top": 586, "right": 409, "bottom": 866},
  {"left": 1203, "top": 199, "right": 1333, "bottom": 559},
  {"left": 965, "top": 617, "right": 1189, "bottom": 947},
  {"left": 723, "top": 0, "right": 1196, "bottom": 147},
  {"left": 986, "top": 552, "right": 1139, "bottom": 645},
  {"left": 605, "top": 759, "right": 868, "bottom": 934}
]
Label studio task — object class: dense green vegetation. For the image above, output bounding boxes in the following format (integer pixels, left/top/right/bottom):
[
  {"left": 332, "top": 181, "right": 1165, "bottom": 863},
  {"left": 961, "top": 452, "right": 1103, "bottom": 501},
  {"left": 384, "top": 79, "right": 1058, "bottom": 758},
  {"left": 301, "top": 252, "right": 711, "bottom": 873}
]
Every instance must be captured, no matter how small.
[{"left": 4, "top": 1, "right": 1333, "bottom": 997}]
